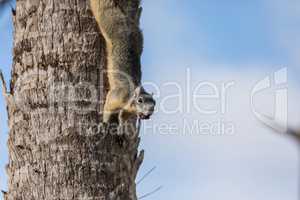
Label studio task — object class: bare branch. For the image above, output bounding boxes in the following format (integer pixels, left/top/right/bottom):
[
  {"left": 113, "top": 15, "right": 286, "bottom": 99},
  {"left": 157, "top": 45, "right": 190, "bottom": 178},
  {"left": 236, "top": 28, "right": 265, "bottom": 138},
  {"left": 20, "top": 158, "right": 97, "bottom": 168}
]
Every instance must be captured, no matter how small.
[
  {"left": 262, "top": 120, "right": 300, "bottom": 143},
  {"left": 138, "top": 186, "right": 163, "bottom": 200},
  {"left": 137, "top": 166, "right": 156, "bottom": 185}
]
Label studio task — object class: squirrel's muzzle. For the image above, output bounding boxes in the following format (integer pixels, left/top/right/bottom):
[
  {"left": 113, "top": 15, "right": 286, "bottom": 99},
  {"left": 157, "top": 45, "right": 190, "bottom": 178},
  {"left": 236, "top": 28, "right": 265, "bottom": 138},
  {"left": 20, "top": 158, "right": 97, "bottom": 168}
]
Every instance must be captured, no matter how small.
[{"left": 138, "top": 107, "right": 154, "bottom": 120}]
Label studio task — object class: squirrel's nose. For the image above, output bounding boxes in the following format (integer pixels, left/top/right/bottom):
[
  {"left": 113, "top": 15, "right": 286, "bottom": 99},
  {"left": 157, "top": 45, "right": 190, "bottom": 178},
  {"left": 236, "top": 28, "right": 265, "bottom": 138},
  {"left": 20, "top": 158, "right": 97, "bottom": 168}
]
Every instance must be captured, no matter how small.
[{"left": 148, "top": 107, "right": 154, "bottom": 112}]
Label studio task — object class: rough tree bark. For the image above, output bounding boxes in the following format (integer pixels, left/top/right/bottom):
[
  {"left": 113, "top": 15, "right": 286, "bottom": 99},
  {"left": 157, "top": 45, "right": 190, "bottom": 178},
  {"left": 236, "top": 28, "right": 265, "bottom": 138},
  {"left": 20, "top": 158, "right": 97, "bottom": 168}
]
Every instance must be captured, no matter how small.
[{"left": 4, "top": 0, "right": 144, "bottom": 199}]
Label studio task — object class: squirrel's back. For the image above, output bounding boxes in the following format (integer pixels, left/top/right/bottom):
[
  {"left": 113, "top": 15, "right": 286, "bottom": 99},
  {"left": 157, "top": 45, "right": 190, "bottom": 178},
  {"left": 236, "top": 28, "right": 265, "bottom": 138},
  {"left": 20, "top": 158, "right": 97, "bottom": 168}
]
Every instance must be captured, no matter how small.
[{"left": 90, "top": 0, "right": 143, "bottom": 90}]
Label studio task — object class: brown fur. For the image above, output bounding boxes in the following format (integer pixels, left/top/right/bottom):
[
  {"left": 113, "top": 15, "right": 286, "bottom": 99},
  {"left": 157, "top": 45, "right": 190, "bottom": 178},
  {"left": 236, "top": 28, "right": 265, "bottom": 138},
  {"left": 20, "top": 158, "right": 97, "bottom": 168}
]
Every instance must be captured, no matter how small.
[{"left": 90, "top": 0, "right": 155, "bottom": 124}]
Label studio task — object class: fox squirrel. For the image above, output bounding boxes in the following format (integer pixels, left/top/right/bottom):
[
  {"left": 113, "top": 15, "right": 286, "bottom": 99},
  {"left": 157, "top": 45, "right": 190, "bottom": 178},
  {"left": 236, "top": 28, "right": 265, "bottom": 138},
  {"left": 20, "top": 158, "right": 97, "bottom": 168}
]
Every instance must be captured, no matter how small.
[{"left": 90, "top": 0, "right": 155, "bottom": 124}]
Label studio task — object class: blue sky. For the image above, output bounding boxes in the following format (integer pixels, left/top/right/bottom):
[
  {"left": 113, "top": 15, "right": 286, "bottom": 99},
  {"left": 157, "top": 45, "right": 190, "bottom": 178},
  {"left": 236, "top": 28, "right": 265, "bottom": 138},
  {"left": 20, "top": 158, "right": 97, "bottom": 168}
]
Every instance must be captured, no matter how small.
[
  {"left": 1, "top": 0, "right": 300, "bottom": 200},
  {"left": 0, "top": 1, "right": 13, "bottom": 198}
]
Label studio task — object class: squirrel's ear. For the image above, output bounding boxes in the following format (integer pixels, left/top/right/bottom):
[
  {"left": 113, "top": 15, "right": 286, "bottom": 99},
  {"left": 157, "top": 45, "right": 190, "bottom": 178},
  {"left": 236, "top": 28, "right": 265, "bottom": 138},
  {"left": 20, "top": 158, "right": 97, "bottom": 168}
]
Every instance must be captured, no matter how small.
[
  {"left": 135, "top": 86, "right": 145, "bottom": 96},
  {"left": 133, "top": 86, "right": 141, "bottom": 97}
]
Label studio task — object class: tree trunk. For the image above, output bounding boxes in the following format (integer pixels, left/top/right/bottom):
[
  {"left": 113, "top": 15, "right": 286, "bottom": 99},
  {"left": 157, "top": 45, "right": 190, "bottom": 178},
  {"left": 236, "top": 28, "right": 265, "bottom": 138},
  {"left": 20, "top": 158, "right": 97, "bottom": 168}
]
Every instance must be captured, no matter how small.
[{"left": 4, "top": 0, "right": 143, "bottom": 199}]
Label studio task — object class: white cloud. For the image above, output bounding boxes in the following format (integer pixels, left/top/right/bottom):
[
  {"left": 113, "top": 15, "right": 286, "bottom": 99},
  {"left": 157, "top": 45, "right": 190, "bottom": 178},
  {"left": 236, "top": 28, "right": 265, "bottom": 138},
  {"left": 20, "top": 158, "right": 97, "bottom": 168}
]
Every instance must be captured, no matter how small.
[{"left": 139, "top": 64, "right": 300, "bottom": 200}]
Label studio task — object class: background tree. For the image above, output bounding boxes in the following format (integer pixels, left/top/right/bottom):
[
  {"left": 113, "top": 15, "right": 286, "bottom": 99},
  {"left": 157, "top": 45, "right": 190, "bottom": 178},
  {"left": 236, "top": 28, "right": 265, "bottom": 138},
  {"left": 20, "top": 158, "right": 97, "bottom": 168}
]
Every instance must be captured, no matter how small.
[{"left": 2, "top": 0, "right": 144, "bottom": 199}]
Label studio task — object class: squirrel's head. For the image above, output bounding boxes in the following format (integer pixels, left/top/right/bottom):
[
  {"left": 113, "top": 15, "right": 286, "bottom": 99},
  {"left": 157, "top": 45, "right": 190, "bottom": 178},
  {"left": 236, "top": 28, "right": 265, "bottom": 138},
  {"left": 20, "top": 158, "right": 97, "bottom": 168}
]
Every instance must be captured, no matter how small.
[{"left": 132, "top": 86, "right": 156, "bottom": 120}]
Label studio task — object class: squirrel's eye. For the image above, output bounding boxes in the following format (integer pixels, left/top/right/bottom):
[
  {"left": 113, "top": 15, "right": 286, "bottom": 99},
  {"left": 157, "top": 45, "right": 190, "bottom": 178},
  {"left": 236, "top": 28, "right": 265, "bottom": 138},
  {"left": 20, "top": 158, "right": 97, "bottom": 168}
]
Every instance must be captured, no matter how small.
[{"left": 137, "top": 97, "right": 143, "bottom": 104}]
